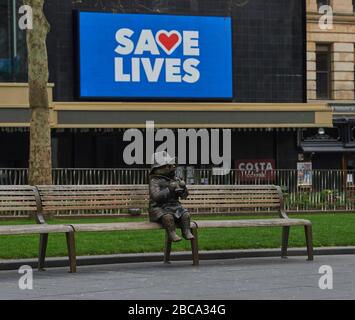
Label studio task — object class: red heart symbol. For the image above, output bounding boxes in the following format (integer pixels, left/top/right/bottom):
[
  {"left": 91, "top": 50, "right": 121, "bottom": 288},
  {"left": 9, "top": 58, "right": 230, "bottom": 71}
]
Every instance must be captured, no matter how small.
[
  {"left": 156, "top": 30, "right": 182, "bottom": 55},
  {"left": 158, "top": 33, "right": 179, "bottom": 51}
]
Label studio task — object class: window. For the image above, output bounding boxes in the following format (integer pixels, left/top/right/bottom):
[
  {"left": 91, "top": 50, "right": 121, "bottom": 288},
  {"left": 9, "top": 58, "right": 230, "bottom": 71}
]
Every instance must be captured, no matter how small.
[
  {"left": 316, "top": 44, "right": 331, "bottom": 100},
  {"left": 317, "top": 0, "right": 330, "bottom": 10},
  {"left": 0, "top": 0, "right": 27, "bottom": 82},
  {"left": 0, "top": 0, "right": 11, "bottom": 81}
]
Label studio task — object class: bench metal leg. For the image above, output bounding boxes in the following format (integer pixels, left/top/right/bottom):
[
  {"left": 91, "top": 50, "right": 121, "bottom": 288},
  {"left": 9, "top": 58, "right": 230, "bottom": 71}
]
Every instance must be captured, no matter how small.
[
  {"left": 164, "top": 230, "right": 172, "bottom": 264},
  {"left": 281, "top": 226, "right": 290, "bottom": 259},
  {"left": 191, "top": 228, "right": 199, "bottom": 266},
  {"left": 304, "top": 225, "right": 314, "bottom": 261},
  {"left": 66, "top": 231, "right": 77, "bottom": 273},
  {"left": 38, "top": 233, "right": 48, "bottom": 271}
]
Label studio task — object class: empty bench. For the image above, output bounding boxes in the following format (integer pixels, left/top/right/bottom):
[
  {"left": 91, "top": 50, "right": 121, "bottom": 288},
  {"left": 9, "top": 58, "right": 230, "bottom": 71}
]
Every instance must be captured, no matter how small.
[
  {"left": 185, "top": 185, "right": 313, "bottom": 264},
  {"left": 0, "top": 186, "right": 76, "bottom": 272}
]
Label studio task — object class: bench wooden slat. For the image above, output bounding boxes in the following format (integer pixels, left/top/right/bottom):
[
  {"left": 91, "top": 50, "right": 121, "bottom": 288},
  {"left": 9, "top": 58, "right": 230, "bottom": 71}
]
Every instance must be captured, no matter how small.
[
  {"left": 189, "top": 190, "right": 278, "bottom": 193},
  {"left": 195, "top": 219, "right": 311, "bottom": 228},
  {"left": 42, "top": 205, "right": 148, "bottom": 211},
  {"left": 39, "top": 191, "right": 149, "bottom": 196},
  {"left": 70, "top": 221, "right": 197, "bottom": 232},
  {"left": 41, "top": 203, "right": 147, "bottom": 208},
  {"left": 190, "top": 185, "right": 277, "bottom": 188},
  {"left": 0, "top": 191, "right": 35, "bottom": 196},
  {"left": 0, "top": 187, "right": 34, "bottom": 191},
  {"left": 183, "top": 203, "right": 280, "bottom": 208},
  {"left": 41, "top": 199, "right": 280, "bottom": 207},
  {"left": 183, "top": 199, "right": 281, "bottom": 203},
  {"left": 188, "top": 185, "right": 278, "bottom": 189},
  {"left": 38, "top": 187, "right": 148, "bottom": 191},
  {"left": 0, "top": 196, "right": 37, "bottom": 200},
  {"left": 189, "top": 197, "right": 280, "bottom": 201},
  {"left": 0, "top": 207, "right": 38, "bottom": 211},
  {"left": 0, "top": 224, "right": 74, "bottom": 235},
  {"left": 41, "top": 195, "right": 148, "bottom": 200},
  {"left": 0, "top": 202, "right": 38, "bottom": 206},
  {"left": 186, "top": 193, "right": 280, "bottom": 197},
  {"left": 38, "top": 184, "right": 145, "bottom": 188},
  {"left": 40, "top": 193, "right": 279, "bottom": 199},
  {"left": 40, "top": 196, "right": 147, "bottom": 202},
  {"left": 41, "top": 204, "right": 280, "bottom": 211}
]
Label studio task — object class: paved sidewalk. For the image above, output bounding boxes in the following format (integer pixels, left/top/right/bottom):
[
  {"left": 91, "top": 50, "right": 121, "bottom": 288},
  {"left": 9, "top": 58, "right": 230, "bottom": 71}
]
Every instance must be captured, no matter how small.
[
  {"left": 2, "top": 247, "right": 355, "bottom": 271},
  {"left": 0, "top": 255, "right": 354, "bottom": 300}
]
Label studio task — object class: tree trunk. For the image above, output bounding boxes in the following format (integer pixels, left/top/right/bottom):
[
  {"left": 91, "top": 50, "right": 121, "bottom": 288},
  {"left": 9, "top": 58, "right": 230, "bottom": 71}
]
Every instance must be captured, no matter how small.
[{"left": 24, "top": 0, "right": 52, "bottom": 185}]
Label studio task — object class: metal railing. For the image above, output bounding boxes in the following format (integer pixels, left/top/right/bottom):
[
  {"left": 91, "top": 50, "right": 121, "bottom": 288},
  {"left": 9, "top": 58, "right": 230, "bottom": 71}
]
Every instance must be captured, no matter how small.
[{"left": 1, "top": 167, "right": 355, "bottom": 212}]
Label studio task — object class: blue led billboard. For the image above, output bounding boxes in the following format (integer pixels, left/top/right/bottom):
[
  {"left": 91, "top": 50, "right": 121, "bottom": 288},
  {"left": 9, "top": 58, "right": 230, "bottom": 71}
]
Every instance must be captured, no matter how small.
[{"left": 78, "top": 12, "right": 233, "bottom": 99}]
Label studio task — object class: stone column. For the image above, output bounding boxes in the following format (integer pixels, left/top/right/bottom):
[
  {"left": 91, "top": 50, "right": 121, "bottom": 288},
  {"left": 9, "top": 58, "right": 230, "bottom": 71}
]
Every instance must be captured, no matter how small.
[
  {"left": 332, "top": 43, "right": 354, "bottom": 100},
  {"left": 307, "top": 0, "right": 318, "bottom": 13},
  {"left": 307, "top": 41, "right": 317, "bottom": 100}
]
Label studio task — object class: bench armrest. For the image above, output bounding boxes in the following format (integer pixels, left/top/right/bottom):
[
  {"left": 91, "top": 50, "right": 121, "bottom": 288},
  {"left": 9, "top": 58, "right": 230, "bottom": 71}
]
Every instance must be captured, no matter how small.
[
  {"left": 275, "top": 185, "right": 289, "bottom": 219},
  {"left": 33, "top": 186, "right": 46, "bottom": 224}
]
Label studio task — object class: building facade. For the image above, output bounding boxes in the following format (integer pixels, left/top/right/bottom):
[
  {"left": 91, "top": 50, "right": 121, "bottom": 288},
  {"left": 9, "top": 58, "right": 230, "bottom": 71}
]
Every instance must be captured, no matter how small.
[
  {"left": 0, "top": 0, "right": 331, "bottom": 174},
  {"left": 302, "top": 0, "right": 355, "bottom": 170}
]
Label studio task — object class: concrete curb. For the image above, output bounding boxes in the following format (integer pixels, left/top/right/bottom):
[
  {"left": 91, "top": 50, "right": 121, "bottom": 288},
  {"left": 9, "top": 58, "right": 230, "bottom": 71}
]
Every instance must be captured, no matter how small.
[{"left": 1, "top": 246, "right": 354, "bottom": 271}]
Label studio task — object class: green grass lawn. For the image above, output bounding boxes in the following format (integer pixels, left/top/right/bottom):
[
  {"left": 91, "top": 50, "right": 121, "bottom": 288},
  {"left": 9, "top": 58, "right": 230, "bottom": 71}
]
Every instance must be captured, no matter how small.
[{"left": 0, "top": 214, "right": 355, "bottom": 259}]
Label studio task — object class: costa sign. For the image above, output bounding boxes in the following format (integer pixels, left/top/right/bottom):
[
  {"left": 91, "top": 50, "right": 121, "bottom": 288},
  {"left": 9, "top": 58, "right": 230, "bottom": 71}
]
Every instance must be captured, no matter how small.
[
  {"left": 77, "top": 12, "right": 233, "bottom": 99},
  {"left": 235, "top": 159, "right": 276, "bottom": 182}
]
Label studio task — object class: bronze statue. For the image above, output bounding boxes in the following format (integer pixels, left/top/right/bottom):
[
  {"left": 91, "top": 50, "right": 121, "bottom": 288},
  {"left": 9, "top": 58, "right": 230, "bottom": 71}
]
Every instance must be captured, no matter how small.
[{"left": 148, "top": 151, "right": 194, "bottom": 242}]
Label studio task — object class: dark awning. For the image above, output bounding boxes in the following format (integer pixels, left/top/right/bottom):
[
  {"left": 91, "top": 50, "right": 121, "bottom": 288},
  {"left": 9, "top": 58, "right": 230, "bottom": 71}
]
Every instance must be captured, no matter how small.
[
  {"left": 52, "top": 102, "right": 332, "bottom": 129},
  {"left": 302, "top": 146, "right": 355, "bottom": 153}
]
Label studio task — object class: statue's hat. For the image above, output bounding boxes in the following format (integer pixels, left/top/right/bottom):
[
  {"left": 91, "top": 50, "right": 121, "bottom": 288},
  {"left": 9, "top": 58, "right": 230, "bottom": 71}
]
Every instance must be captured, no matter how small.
[{"left": 151, "top": 151, "right": 176, "bottom": 171}]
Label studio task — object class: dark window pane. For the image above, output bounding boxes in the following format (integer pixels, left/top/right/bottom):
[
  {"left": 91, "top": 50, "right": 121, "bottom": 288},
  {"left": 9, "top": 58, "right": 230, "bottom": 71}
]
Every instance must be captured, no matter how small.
[
  {"left": 317, "top": 0, "right": 330, "bottom": 9},
  {"left": 316, "top": 72, "right": 329, "bottom": 99},
  {"left": 0, "top": 0, "right": 11, "bottom": 81},
  {"left": 0, "top": 0, "right": 27, "bottom": 82},
  {"left": 316, "top": 44, "right": 330, "bottom": 99},
  {"left": 317, "top": 53, "right": 329, "bottom": 72},
  {"left": 14, "top": 1, "right": 27, "bottom": 82}
]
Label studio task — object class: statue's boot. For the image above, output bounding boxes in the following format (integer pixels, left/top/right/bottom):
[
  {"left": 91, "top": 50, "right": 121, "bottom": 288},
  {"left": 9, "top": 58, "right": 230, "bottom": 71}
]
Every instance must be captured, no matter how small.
[
  {"left": 161, "top": 215, "right": 182, "bottom": 242},
  {"left": 179, "top": 213, "right": 195, "bottom": 240}
]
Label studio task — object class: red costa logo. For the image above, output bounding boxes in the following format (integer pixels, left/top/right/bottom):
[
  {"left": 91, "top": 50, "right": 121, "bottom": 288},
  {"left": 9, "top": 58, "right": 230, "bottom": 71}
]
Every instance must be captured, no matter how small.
[{"left": 235, "top": 159, "right": 276, "bottom": 182}]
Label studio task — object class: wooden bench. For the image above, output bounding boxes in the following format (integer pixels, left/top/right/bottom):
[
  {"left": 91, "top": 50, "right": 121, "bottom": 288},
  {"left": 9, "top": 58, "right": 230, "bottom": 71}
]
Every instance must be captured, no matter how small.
[
  {"left": 184, "top": 185, "right": 313, "bottom": 264},
  {"left": 36, "top": 184, "right": 313, "bottom": 271},
  {"left": 1, "top": 184, "right": 313, "bottom": 273},
  {"left": 0, "top": 186, "right": 76, "bottom": 272},
  {"left": 35, "top": 185, "right": 199, "bottom": 272}
]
